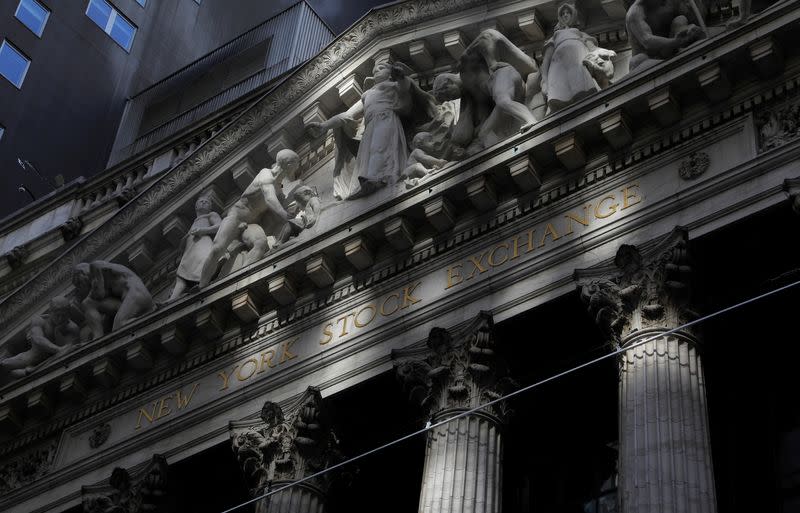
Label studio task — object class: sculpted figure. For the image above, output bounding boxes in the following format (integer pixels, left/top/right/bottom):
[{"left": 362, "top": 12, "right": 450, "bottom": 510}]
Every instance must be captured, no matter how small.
[
  {"left": 401, "top": 132, "right": 451, "bottom": 188},
  {"left": 541, "top": 2, "right": 616, "bottom": 114},
  {"left": 73, "top": 262, "right": 155, "bottom": 339},
  {"left": 0, "top": 297, "right": 80, "bottom": 378},
  {"left": 275, "top": 185, "right": 321, "bottom": 244},
  {"left": 199, "top": 150, "right": 300, "bottom": 287},
  {"left": 433, "top": 29, "right": 537, "bottom": 156},
  {"left": 306, "top": 61, "right": 439, "bottom": 200},
  {"left": 626, "top": 0, "right": 706, "bottom": 74},
  {"left": 168, "top": 194, "right": 221, "bottom": 300}
]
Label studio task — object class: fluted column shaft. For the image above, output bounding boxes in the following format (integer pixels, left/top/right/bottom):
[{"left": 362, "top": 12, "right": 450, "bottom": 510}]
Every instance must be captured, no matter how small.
[
  {"left": 393, "top": 312, "right": 512, "bottom": 513},
  {"left": 418, "top": 409, "right": 503, "bottom": 513},
  {"left": 256, "top": 482, "right": 325, "bottom": 513},
  {"left": 618, "top": 329, "right": 716, "bottom": 513}
]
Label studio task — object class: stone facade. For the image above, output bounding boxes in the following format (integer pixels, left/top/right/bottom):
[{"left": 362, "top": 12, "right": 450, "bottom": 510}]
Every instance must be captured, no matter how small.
[{"left": 0, "top": 0, "right": 798, "bottom": 512}]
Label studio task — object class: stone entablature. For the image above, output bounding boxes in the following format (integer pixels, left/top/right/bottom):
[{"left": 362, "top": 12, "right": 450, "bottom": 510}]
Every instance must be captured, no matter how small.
[
  {"left": 1, "top": 0, "right": 792, "bottom": 436},
  {"left": 0, "top": 1, "right": 798, "bottom": 511}
]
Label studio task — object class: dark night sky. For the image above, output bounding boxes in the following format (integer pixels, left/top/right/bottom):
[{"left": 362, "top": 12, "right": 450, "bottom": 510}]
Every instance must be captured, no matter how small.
[{"left": 3, "top": 0, "right": 389, "bottom": 220}]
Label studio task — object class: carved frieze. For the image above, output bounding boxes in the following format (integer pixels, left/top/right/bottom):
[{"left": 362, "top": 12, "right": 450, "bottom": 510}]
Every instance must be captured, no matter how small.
[
  {"left": 229, "top": 387, "right": 342, "bottom": 497},
  {"left": 0, "top": 440, "right": 58, "bottom": 494},
  {"left": 81, "top": 454, "right": 168, "bottom": 513},
  {"left": 757, "top": 100, "right": 800, "bottom": 151},
  {"left": 678, "top": 151, "right": 710, "bottom": 180},
  {"left": 59, "top": 217, "right": 84, "bottom": 242},
  {"left": 88, "top": 423, "right": 111, "bottom": 449},
  {"left": 575, "top": 229, "right": 694, "bottom": 345},
  {"left": 393, "top": 311, "right": 515, "bottom": 421},
  {"left": 5, "top": 245, "right": 29, "bottom": 270}
]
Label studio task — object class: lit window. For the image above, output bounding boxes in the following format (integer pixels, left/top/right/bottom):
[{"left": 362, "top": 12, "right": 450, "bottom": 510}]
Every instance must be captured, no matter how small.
[
  {"left": 194, "top": 0, "right": 201, "bottom": 4},
  {"left": 15, "top": 0, "right": 50, "bottom": 37},
  {"left": 136, "top": 0, "right": 146, "bottom": 5},
  {"left": 86, "top": 0, "right": 137, "bottom": 51},
  {"left": 0, "top": 40, "right": 30, "bottom": 88},
  {"left": 0, "top": 125, "right": 5, "bottom": 142}
]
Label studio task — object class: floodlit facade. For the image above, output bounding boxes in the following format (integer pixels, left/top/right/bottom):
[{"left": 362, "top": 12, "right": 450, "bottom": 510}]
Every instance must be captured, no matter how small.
[{"left": 0, "top": 1, "right": 799, "bottom": 513}]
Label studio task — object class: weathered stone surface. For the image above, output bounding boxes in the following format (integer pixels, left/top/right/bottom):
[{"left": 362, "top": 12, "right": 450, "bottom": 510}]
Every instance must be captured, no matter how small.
[
  {"left": 575, "top": 229, "right": 716, "bottom": 513},
  {"left": 344, "top": 236, "right": 373, "bottom": 271},
  {"left": 82, "top": 454, "right": 169, "bottom": 513},
  {"left": 231, "top": 290, "right": 261, "bottom": 322},
  {"left": 229, "top": 387, "right": 341, "bottom": 513},
  {"left": 384, "top": 217, "right": 415, "bottom": 250},
  {"left": 306, "top": 254, "right": 336, "bottom": 288},
  {"left": 424, "top": 196, "right": 456, "bottom": 233}
]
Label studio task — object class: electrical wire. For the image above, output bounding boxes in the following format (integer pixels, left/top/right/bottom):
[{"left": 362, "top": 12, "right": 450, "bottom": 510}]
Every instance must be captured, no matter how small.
[{"left": 220, "top": 277, "right": 800, "bottom": 513}]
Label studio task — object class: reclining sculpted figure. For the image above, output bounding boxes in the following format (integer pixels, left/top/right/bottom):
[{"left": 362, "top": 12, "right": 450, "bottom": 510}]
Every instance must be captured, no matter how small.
[
  {"left": 0, "top": 297, "right": 80, "bottom": 378},
  {"left": 73, "top": 261, "right": 155, "bottom": 339},
  {"left": 626, "top": 0, "right": 706, "bottom": 74}
]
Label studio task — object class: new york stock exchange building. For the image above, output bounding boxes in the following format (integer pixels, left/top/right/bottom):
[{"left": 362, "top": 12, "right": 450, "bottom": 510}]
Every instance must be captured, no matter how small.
[{"left": 1, "top": 0, "right": 800, "bottom": 512}]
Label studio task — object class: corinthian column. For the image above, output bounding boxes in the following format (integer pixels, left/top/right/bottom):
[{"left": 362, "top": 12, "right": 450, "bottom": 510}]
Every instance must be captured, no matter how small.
[
  {"left": 575, "top": 229, "right": 716, "bottom": 513},
  {"left": 229, "top": 387, "right": 341, "bottom": 513},
  {"left": 393, "top": 312, "right": 514, "bottom": 513}
]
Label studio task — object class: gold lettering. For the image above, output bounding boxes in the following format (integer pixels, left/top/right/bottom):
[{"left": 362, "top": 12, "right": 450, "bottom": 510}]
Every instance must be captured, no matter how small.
[
  {"left": 380, "top": 293, "right": 400, "bottom": 316},
  {"left": 446, "top": 264, "right": 463, "bottom": 289},
  {"left": 466, "top": 252, "right": 489, "bottom": 280},
  {"left": 594, "top": 195, "right": 619, "bottom": 219},
  {"left": 175, "top": 383, "right": 199, "bottom": 410},
  {"left": 258, "top": 350, "right": 276, "bottom": 372},
  {"left": 564, "top": 206, "right": 590, "bottom": 235},
  {"left": 236, "top": 358, "right": 258, "bottom": 381},
  {"left": 354, "top": 304, "right": 377, "bottom": 327},
  {"left": 320, "top": 323, "right": 334, "bottom": 345},
  {"left": 488, "top": 243, "right": 509, "bottom": 267},
  {"left": 280, "top": 338, "right": 298, "bottom": 363},
  {"left": 135, "top": 402, "right": 158, "bottom": 430},
  {"left": 156, "top": 396, "right": 172, "bottom": 419},
  {"left": 539, "top": 223, "right": 560, "bottom": 247},
  {"left": 621, "top": 183, "right": 642, "bottom": 210},
  {"left": 510, "top": 236, "right": 522, "bottom": 260},
  {"left": 526, "top": 229, "right": 536, "bottom": 252},
  {"left": 217, "top": 367, "right": 236, "bottom": 391},
  {"left": 401, "top": 282, "right": 422, "bottom": 309},
  {"left": 337, "top": 313, "right": 353, "bottom": 337}
]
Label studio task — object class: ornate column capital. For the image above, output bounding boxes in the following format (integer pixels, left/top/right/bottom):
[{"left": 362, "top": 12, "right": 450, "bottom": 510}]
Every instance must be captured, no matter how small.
[
  {"left": 574, "top": 228, "right": 695, "bottom": 345},
  {"left": 82, "top": 454, "right": 168, "bottom": 513},
  {"left": 229, "top": 387, "right": 342, "bottom": 499},
  {"left": 392, "top": 311, "right": 515, "bottom": 422}
]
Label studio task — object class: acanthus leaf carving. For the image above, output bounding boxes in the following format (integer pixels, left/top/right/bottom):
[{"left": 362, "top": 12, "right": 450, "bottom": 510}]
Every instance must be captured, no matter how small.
[
  {"left": 0, "top": 439, "right": 59, "bottom": 495},
  {"left": 81, "top": 454, "right": 169, "bottom": 513},
  {"left": 575, "top": 228, "right": 695, "bottom": 345},
  {"left": 393, "top": 311, "right": 516, "bottom": 422},
  {"left": 229, "top": 386, "right": 342, "bottom": 498}
]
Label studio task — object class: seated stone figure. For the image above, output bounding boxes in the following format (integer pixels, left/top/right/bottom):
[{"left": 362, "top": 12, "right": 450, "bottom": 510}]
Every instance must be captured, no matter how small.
[
  {"left": 401, "top": 132, "right": 451, "bottom": 188},
  {"left": 0, "top": 297, "right": 80, "bottom": 378},
  {"left": 433, "top": 29, "right": 537, "bottom": 156},
  {"left": 73, "top": 261, "right": 155, "bottom": 340},
  {"left": 275, "top": 185, "right": 321, "bottom": 245},
  {"left": 626, "top": 0, "right": 706, "bottom": 75}
]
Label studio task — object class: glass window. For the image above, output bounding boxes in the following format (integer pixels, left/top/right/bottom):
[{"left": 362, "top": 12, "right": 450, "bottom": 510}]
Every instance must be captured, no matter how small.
[
  {"left": 15, "top": 0, "right": 50, "bottom": 37},
  {"left": 85, "top": 0, "right": 137, "bottom": 51},
  {"left": 0, "top": 40, "right": 30, "bottom": 88},
  {"left": 136, "top": 0, "right": 146, "bottom": 6},
  {"left": 0, "top": 125, "right": 5, "bottom": 142}
]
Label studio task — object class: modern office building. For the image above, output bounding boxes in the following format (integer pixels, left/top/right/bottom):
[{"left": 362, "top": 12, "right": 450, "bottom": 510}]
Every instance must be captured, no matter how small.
[
  {"left": 0, "top": 1, "right": 798, "bottom": 513},
  {"left": 0, "top": 0, "right": 331, "bottom": 216}
]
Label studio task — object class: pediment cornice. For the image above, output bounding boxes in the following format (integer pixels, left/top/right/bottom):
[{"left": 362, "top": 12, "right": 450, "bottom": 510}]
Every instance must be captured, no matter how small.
[{"left": 0, "top": 0, "right": 490, "bottom": 330}]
